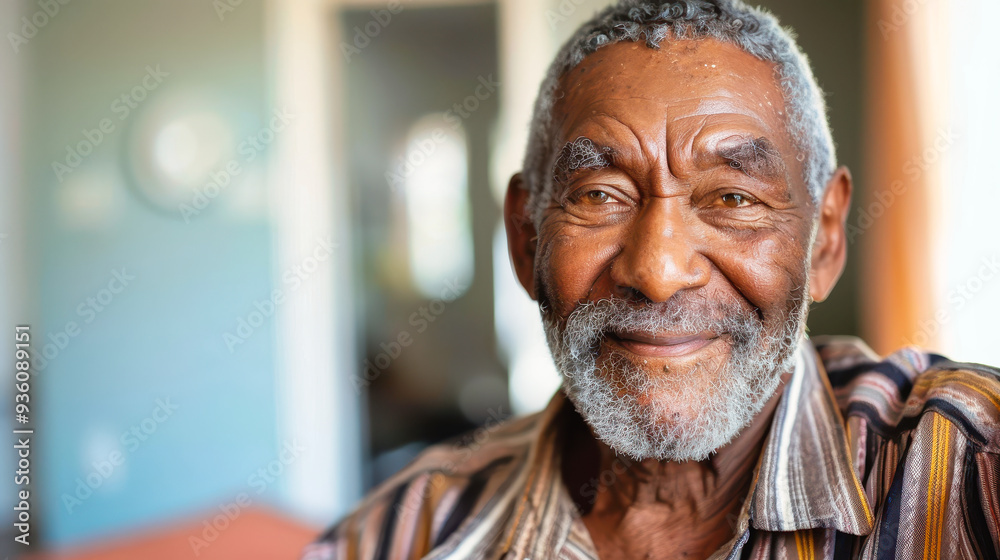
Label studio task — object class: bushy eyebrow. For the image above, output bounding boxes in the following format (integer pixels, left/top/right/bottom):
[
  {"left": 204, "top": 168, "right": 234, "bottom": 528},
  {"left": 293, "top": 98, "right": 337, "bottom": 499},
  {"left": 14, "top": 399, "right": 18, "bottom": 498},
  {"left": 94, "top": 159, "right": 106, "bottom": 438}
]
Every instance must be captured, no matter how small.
[
  {"left": 552, "top": 137, "right": 614, "bottom": 184},
  {"left": 551, "top": 135, "right": 786, "bottom": 185},
  {"left": 717, "top": 136, "right": 786, "bottom": 181}
]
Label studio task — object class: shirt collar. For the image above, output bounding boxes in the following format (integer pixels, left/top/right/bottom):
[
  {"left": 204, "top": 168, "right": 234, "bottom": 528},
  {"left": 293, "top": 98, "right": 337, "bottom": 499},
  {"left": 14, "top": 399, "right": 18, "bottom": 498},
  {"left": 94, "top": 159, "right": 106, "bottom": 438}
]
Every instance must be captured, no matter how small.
[
  {"left": 748, "top": 339, "right": 874, "bottom": 535},
  {"left": 497, "top": 338, "right": 875, "bottom": 559}
]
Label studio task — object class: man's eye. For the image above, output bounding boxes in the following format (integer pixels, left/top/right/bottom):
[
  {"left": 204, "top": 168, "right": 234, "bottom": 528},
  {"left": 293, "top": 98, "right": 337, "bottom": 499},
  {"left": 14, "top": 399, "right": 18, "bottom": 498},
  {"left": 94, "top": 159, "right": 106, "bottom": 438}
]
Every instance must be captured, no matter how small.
[
  {"left": 578, "top": 190, "right": 611, "bottom": 205},
  {"left": 719, "top": 193, "right": 755, "bottom": 208}
]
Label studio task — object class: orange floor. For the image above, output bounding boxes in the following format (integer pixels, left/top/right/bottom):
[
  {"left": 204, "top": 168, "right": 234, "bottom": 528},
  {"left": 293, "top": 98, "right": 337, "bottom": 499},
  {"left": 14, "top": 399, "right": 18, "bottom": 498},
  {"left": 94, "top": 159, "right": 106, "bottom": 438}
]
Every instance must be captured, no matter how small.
[{"left": 28, "top": 507, "right": 320, "bottom": 560}]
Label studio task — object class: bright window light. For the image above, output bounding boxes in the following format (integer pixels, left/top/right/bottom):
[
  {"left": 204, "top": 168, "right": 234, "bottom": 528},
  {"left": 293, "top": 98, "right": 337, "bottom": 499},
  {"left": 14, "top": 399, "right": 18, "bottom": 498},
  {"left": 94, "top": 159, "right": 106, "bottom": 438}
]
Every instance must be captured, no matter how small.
[
  {"left": 493, "top": 222, "right": 561, "bottom": 414},
  {"left": 403, "top": 113, "right": 474, "bottom": 299},
  {"left": 939, "top": 0, "right": 1000, "bottom": 364}
]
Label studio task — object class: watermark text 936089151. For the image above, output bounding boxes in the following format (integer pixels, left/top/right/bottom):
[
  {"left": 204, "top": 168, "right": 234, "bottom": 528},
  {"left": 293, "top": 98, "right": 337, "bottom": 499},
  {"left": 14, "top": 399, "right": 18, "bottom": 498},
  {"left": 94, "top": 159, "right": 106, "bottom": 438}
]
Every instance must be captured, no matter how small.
[{"left": 13, "top": 325, "right": 34, "bottom": 546}]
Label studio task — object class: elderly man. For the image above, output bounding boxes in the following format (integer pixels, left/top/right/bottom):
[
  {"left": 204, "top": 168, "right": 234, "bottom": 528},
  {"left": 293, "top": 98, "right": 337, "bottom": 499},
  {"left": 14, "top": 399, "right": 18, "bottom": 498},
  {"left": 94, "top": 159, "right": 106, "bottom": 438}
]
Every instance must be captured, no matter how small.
[{"left": 304, "top": 1, "right": 1000, "bottom": 559}]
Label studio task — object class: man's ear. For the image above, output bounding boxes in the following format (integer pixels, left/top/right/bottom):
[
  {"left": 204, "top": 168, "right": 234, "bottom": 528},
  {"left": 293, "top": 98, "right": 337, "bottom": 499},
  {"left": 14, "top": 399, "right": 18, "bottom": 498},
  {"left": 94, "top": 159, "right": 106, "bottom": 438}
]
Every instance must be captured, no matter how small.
[
  {"left": 504, "top": 173, "right": 538, "bottom": 299},
  {"left": 809, "top": 166, "right": 853, "bottom": 303}
]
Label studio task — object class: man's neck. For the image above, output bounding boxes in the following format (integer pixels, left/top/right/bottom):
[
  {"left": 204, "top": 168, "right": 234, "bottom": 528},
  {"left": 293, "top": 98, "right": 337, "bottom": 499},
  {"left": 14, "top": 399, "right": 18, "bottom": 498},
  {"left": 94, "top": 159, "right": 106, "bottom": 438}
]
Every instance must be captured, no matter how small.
[{"left": 562, "top": 373, "right": 791, "bottom": 560}]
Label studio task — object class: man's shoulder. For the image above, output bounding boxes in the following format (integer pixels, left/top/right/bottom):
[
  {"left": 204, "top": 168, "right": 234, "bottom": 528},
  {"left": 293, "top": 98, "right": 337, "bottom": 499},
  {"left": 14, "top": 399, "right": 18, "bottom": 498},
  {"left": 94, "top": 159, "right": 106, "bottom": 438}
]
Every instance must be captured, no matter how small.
[
  {"left": 813, "top": 335, "right": 1000, "bottom": 452},
  {"left": 302, "top": 406, "right": 544, "bottom": 559}
]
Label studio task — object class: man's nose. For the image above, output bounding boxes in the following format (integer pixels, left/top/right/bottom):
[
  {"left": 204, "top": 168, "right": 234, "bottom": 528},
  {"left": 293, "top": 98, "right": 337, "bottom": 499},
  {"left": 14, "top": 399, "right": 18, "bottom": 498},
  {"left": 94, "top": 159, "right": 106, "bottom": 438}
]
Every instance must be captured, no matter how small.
[{"left": 610, "top": 198, "right": 710, "bottom": 303}]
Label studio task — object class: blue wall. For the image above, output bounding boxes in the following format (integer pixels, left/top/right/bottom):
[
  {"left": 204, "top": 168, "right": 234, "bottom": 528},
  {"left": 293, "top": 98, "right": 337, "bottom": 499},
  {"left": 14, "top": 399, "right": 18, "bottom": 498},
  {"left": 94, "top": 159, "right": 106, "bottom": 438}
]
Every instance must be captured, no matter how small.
[{"left": 22, "top": 0, "right": 285, "bottom": 545}]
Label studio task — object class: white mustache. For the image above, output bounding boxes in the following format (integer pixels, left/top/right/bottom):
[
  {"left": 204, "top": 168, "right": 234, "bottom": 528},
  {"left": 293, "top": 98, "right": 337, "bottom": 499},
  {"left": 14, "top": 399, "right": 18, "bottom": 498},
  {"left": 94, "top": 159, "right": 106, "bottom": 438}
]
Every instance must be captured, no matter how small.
[{"left": 558, "top": 296, "right": 764, "bottom": 362}]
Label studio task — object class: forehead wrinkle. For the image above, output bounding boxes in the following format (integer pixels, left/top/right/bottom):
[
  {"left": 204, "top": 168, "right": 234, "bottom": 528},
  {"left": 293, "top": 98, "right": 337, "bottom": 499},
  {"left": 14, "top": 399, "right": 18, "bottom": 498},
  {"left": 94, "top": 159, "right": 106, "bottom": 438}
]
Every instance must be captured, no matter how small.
[
  {"left": 671, "top": 96, "right": 784, "bottom": 136},
  {"left": 656, "top": 113, "right": 709, "bottom": 185}
]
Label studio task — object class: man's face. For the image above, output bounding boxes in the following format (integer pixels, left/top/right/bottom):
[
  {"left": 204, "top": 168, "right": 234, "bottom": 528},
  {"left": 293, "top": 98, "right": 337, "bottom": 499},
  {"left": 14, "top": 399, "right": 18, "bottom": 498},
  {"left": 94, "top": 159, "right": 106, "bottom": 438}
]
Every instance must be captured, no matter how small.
[{"left": 521, "top": 39, "right": 829, "bottom": 461}]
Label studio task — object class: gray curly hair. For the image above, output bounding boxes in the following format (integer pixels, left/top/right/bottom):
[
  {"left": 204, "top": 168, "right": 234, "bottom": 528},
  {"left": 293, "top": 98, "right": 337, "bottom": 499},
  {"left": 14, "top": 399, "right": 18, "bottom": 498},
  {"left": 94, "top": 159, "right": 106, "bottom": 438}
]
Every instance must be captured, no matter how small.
[{"left": 521, "top": 0, "right": 835, "bottom": 226}]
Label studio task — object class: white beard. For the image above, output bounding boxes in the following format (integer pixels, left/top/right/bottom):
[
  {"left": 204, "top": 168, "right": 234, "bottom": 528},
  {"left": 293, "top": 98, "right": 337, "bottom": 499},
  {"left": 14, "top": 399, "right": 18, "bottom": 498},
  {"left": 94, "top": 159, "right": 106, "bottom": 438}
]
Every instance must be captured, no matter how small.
[{"left": 543, "top": 291, "right": 808, "bottom": 462}]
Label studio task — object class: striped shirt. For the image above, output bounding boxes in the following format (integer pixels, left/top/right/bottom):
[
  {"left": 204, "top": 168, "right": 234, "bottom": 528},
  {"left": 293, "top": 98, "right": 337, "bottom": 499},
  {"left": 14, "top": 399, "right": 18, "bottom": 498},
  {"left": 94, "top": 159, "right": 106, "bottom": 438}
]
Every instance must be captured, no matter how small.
[{"left": 302, "top": 336, "right": 1000, "bottom": 559}]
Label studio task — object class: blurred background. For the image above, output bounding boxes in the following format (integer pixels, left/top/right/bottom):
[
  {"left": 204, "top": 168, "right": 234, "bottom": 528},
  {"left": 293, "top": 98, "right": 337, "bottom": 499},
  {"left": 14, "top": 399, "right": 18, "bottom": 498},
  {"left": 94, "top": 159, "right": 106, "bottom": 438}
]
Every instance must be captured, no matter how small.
[{"left": 0, "top": 0, "right": 997, "bottom": 558}]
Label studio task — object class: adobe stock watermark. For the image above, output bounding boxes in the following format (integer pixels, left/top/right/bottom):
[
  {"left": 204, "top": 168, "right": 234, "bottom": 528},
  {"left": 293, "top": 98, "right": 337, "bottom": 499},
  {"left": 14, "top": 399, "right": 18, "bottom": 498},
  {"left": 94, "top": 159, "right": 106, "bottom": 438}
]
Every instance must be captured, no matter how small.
[
  {"left": 212, "top": 0, "right": 245, "bottom": 21},
  {"left": 385, "top": 74, "right": 499, "bottom": 191},
  {"left": 847, "top": 127, "right": 957, "bottom": 244},
  {"left": 7, "top": 0, "right": 73, "bottom": 54},
  {"left": 51, "top": 65, "right": 169, "bottom": 183},
  {"left": 545, "top": 0, "right": 594, "bottom": 29},
  {"left": 393, "top": 406, "right": 508, "bottom": 517},
  {"left": 32, "top": 267, "right": 137, "bottom": 372},
  {"left": 877, "top": 0, "right": 930, "bottom": 40},
  {"left": 352, "top": 277, "right": 467, "bottom": 393},
  {"left": 222, "top": 236, "right": 339, "bottom": 352},
  {"left": 178, "top": 107, "right": 294, "bottom": 223},
  {"left": 340, "top": 0, "right": 406, "bottom": 63},
  {"left": 61, "top": 398, "right": 180, "bottom": 514},
  {"left": 451, "top": 406, "right": 510, "bottom": 462},
  {"left": 577, "top": 455, "right": 635, "bottom": 507},
  {"left": 188, "top": 440, "right": 305, "bottom": 556},
  {"left": 903, "top": 254, "right": 1000, "bottom": 348}
]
